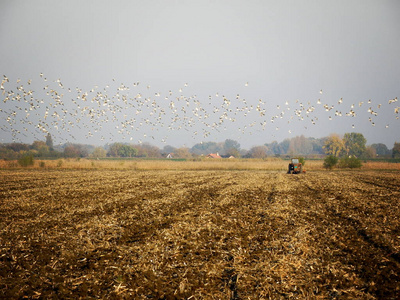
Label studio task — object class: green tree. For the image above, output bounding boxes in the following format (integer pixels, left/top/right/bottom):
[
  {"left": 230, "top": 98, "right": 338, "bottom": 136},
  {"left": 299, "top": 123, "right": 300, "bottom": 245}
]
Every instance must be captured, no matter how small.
[
  {"left": 309, "top": 137, "right": 326, "bottom": 155},
  {"left": 343, "top": 132, "right": 366, "bottom": 157},
  {"left": 323, "top": 155, "right": 338, "bottom": 169},
  {"left": 0, "top": 146, "right": 19, "bottom": 160},
  {"left": 298, "top": 157, "right": 306, "bottom": 165},
  {"left": 323, "top": 134, "right": 345, "bottom": 157},
  {"left": 107, "top": 143, "right": 123, "bottom": 157},
  {"left": 18, "top": 154, "right": 34, "bottom": 167},
  {"left": 393, "top": 142, "right": 400, "bottom": 158},
  {"left": 107, "top": 143, "right": 138, "bottom": 157},
  {"left": 91, "top": 147, "right": 107, "bottom": 158},
  {"left": 339, "top": 156, "right": 362, "bottom": 168},
  {"left": 46, "top": 133, "right": 54, "bottom": 151},
  {"left": 119, "top": 145, "right": 138, "bottom": 157},
  {"left": 31, "top": 141, "right": 50, "bottom": 157},
  {"left": 370, "top": 143, "right": 390, "bottom": 157},
  {"left": 7, "top": 143, "right": 30, "bottom": 152}
]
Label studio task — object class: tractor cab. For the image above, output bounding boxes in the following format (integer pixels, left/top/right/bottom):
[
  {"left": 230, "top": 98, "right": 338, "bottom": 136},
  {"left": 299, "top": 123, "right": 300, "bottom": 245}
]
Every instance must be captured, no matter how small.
[{"left": 288, "top": 158, "right": 303, "bottom": 174}]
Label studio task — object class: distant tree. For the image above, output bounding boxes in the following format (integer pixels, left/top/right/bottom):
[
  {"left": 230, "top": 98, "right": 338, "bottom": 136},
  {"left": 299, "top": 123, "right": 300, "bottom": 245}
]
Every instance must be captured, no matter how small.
[
  {"left": 265, "top": 141, "right": 279, "bottom": 155},
  {"left": 162, "top": 145, "right": 176, "bottom": 155},
  {"left": 191, "top": 141, "right": 222, "bottom": 156},
  {"left": 249, "top": 145, "right": 268, "bottom": 158},
  {"left": 32, "top": 141, "right": 47, "bottom": 150},
  {"left": 79, "top": 145, "right": 89, "bottom": 157},
  {"left": 343, "top": 132, "right": 366, "bottom": 157},
  {"left": 7, "top": 143, "right": 30, "bottom": 152},
  {"left": 279, "top": 139, "right": 290, "bottom": 155},
  {"left": 119, "top": 145, "right": 138, "bottom": 157},
  {"left": 46, "top": 133, "right": 54, "bottom": 151},
  {"left": 288, "top": 135, "right": 313, "bottom": 155},
  {"left": 63, "top": 143, "right": 89, "bottom": 158},
  {"left": 223, "top": 139, "right": 240, "bottom": 154},
  {"left": 371, "top": 143, "right": 390, "bottom": 157},
  {"left": 91, "top": 147, "right": 107, "bottom": 158},
  {"left": 175, "top": 147, "right": 192, "bottom": 159},
  {"left": 107, "top": 143, "right": 137, "bottom": 157},
  {"left": 393, "top": 142, "right": 400, "bottom": 158},
  {"left": 0, "top": 146, "right": 19, "bottom": 159},
  {"left": 31, "top": 141, "right": 50, "bottom": 157},
  {"left": 265, "top": 139, "right": 290, "bottom": 155},
  {"left": 64, "top": 144, "right": 80, "bottom": 158},
  {"left": 139, "top": 143, "right": 161, "bottom": 158},
  {"left": 310, "top": 137, "right": 326, "bottom": 155},
  {"left": 323, "top": 134, "right": 345, "bottom": 157},
  {"left": 240, "top": 149, "right": 250, "bottom": 158},
  {"left": 135, "top": 146, "right": 148, "bottom": 157},
  {"left": 225, "top": 148, "right": 241, "bottom": 158},
  {"left": 364, "top": 146, "right": 377, "bottom": 159},
  {"left": 107, "top": 143, "right": 123, "bottom": 157}
]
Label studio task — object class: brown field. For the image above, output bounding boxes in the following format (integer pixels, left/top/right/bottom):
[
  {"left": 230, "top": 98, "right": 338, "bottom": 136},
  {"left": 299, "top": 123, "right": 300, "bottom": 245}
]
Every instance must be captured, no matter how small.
[{"left": 1, "top": 168, "right": 400, "bottom": 299}]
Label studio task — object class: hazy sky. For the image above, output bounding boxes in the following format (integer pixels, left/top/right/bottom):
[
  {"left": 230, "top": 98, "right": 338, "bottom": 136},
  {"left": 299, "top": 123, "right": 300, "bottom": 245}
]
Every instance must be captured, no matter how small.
[{"left": 1, "top": 0, "right": 399, "bottom": 148}]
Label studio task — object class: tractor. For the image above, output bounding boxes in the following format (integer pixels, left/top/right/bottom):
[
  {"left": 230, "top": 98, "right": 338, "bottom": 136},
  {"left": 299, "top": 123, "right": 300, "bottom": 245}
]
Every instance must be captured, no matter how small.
[{"left": 287, "top": 158, "right": 303, "bottom": 174}]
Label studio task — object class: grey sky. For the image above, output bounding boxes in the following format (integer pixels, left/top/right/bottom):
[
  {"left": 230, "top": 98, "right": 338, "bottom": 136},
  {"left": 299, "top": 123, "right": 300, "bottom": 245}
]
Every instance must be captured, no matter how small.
[{"left": 1, "top": 0, "right": 399, "bottom": 148}]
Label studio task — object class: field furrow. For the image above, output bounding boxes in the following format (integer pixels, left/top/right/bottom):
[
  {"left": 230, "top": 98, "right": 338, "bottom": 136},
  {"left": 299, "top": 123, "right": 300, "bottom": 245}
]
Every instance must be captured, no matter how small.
[{"left": 0, "top": 170, "right": 399, "bottom": 299}]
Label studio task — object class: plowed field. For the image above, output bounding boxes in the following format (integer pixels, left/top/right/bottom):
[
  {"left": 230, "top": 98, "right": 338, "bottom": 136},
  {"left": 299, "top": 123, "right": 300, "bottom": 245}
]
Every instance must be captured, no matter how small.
[{"left": 1, "top": 170, "right": 399, "bottom": 299}]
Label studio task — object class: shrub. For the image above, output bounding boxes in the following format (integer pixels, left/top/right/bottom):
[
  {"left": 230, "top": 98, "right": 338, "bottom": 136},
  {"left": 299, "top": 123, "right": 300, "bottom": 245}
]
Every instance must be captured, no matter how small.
[
  {"left": 39, "top": 161, "right": 46, "bottom": 168},
  {"left": 339, "top": 156, "right": 362, "bottom": 169},
  {"left": 323, "top": 155, "right": 338, "bottom": 169},
  {"left": 18, "top": 154, "right": 34, "bottom": 167},
  {"left": 57, "top": 159, "right": 64, "bottom": 167}
]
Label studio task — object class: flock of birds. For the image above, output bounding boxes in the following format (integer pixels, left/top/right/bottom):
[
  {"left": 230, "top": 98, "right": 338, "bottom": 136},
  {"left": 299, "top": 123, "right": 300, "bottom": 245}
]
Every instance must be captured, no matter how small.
[{"left": 1, "top": 74, "right": 399, "bottom": 145}]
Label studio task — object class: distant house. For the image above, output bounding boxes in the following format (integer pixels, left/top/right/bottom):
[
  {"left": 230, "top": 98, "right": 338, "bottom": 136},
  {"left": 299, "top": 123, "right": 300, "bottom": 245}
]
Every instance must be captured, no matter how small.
[
  {"left": 207, "top": 152, "right": 221, "bottom": 159},
  {"left": 166, "top": 153, "right": 173, "bottom": 159}
]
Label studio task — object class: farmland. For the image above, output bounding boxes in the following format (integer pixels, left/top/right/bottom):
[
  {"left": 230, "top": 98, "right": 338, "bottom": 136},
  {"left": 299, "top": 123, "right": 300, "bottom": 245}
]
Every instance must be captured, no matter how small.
[{"left": 1, "top": 168, "right": 399, "bottom": 299}]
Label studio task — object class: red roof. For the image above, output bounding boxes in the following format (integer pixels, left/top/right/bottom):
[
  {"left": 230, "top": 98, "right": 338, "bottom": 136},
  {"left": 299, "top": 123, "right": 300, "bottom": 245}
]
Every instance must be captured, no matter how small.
[{"left": 207, "top": 153, "right": 221, "bottom": 158}]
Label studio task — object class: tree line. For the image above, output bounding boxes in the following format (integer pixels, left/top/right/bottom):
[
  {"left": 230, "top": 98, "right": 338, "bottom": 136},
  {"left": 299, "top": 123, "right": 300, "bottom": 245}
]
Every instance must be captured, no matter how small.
[{"left": 1, "top": 133, "right": 399, "bottom": 160}]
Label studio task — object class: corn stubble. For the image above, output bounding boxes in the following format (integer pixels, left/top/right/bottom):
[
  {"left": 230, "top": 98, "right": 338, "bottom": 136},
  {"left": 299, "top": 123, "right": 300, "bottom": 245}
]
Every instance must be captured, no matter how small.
[{"left": 0, "top": 170, "right": 399, "bottom": 299}]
